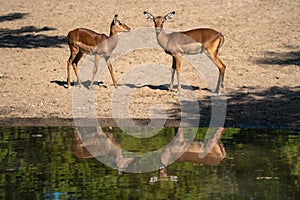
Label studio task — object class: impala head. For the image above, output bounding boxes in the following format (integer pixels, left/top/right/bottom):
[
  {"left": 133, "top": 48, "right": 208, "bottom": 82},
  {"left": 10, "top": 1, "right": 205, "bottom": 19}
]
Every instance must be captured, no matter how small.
[
  {"left": 110, "top": 14, "right": 131, "bottom": 33},
  {"left": 149, "top": 166, "right": 178, "bottom": 184},
  {"left": 144, "top": 11, "right": 175, "bottom": 33}
]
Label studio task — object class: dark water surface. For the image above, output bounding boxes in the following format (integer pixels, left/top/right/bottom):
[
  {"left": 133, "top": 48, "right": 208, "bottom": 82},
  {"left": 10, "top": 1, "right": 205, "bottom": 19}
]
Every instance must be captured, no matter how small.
[{"left": 0, "top": 127, "right": 299, "bottom": 200}]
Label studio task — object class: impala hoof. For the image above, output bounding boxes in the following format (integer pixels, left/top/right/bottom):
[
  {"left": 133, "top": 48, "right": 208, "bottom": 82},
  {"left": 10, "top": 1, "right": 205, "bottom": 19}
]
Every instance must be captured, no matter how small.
[
  {"left": 214, "top": 91, "right": 226, "bottom": 96},
  {"left": 168, "top": 88, "right": 175, "bottom": 93},
  {"left": 96, "top": 81, "right": 107, "bottom": 88}
]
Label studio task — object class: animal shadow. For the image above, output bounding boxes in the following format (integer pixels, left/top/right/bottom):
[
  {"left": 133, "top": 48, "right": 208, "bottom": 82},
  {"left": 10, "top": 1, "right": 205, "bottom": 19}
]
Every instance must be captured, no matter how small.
[
  {"left": 50, "top": 80, "right": 68, "bottom": 89},
  {"left": 123, "top": 84, "right": 200, "bottom": 91},
  {"left": 51, "top": 80, "right": 108, "bottom": 89}
]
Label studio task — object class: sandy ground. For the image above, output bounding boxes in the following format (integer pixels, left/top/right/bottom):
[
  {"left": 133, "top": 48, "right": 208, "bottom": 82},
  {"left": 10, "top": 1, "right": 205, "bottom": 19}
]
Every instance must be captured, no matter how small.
[{"left": 0, "top": 0, "right": 299, "bottom": 129}]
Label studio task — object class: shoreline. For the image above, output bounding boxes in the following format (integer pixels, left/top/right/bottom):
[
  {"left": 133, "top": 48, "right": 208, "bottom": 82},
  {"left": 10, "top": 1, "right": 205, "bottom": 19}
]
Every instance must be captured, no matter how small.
[{"left": 0, "top": 117, "right": 298, "bottom": 130}]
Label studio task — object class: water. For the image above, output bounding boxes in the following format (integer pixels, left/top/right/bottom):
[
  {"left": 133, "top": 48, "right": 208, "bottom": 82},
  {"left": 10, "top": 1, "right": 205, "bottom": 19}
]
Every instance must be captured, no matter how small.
[{"left": 0, "top": 127, "right": 299, "bottom": 200}]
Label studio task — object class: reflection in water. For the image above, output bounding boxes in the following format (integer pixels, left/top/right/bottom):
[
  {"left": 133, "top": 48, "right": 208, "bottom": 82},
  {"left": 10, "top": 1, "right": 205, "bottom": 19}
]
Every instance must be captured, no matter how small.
[
  {"left": 72, "top": 127, "right": 134, "bottom": 174},
  {"left": 150, "top": 127, "right": 226, "bottom": 183},
  {"left": 0, "top": 127, "right": 299, "bottom": 199},
  {"left": 72, "top": 126, "right": 226, "bottom": 177}
]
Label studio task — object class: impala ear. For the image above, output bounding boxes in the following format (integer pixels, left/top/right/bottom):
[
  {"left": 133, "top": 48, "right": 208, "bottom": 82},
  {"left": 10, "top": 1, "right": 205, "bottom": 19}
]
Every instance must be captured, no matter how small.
[
  {"left": 113, "top": 14, "right": 118, "bottom": 23},
  {"left": 144, "top": 11, "right": 154, "bottom": 20},
  {"left": 164, "top": 11, "right": 175, "bottom": 20}
]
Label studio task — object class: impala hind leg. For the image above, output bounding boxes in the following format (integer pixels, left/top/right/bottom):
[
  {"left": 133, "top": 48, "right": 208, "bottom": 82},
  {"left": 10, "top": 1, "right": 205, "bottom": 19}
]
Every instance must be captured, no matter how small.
[
  {"left": 206, "top": 45, "right": 226, "bottom": 95},
  {"left": 67, "top": 47, "right": 80, "bottom": 88},
  {"left": 72, "top": 51, "right": 83, "bottom": 87},
  {"left": 212, "top": 56, "right": 226, "bottom": 95},
  {"left": 216, "top": 61, "right": 226, "bottom": 95}
]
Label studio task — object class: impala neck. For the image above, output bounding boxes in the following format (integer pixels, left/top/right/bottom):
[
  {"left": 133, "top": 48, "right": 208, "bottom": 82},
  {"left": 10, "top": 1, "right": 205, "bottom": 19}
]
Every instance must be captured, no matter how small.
[
  {"left": 107, "top": 27, "right": 119, "bottom": 51},
  {"left": 110, "top": 31, "right": 114, "bottom": 37},
  {"left": 156, "top": 28, "right": 169, "bottom": 50},
  {"left": 110, "top": 28, "right": 119, "bottom": 37}
]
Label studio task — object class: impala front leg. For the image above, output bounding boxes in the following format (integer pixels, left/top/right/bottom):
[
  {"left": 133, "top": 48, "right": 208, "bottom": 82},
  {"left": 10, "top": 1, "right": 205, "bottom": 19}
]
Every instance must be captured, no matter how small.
[
  {"left": 175, "top": 54, "right": 182, "bottom": 93},
  {"left": 89, "top": 55, "right": 100, "bottom": 89},
  {"left": 169, "top": 69, "right": 175, "bottom": 92},
  {"left": 105, "top": 56, "right": 117, "bottom": 88},
  {"left": 169, "top": 55, "right": 176, "bottom": 92}
]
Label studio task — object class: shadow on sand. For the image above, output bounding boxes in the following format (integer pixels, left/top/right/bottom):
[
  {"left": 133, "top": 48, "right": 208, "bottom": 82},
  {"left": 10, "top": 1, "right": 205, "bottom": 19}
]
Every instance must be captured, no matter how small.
[
  {"left": 167, "top": 86, "right": 300, "bottom": 129},
  {"left": 0, "top": 13, "right": 66, "bottom": 48}
]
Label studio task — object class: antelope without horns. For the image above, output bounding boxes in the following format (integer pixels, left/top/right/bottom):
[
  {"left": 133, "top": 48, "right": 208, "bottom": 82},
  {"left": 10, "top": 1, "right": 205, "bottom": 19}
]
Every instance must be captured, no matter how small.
[
  {"left": 72, "top": 127, "right": 134, "bottom": 174},
  {"left": 160, "top": 127, "right": 226, "bottom": 168},
  {"left": 149, "top": 127, "right": 226, "bottom": 183},
  {"left": 66, "top": 15, "right": 130, "bottom": 89},
  {"left": 144, "top": 11, "right": 226, "bottom": 95}
]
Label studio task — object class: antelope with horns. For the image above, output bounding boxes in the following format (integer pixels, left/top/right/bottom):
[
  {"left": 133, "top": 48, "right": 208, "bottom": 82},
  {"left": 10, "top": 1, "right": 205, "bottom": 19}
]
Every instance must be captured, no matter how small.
[
  {"left": 66, "top": 15, "right": 130, "bottom": 89},
  {"left": 144, "top": 11, "right": 226, "bottom": 95}
]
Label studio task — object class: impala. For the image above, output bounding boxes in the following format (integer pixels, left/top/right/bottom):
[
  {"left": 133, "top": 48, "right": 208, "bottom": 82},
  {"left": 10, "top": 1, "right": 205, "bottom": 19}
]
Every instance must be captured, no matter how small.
[
  {"left": 66, "top": 15, "right": 130, "bottom": 89},
  {"left": 144, "top": 11, "right": 226, "bottom": 95}
]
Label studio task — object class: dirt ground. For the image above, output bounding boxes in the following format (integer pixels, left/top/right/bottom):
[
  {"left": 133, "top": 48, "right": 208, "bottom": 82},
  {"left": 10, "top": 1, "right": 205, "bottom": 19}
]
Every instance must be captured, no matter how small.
[{"left": 0, "top": 0, "right": 299, "bottom": 129}]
